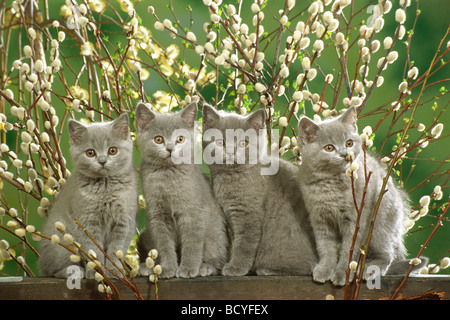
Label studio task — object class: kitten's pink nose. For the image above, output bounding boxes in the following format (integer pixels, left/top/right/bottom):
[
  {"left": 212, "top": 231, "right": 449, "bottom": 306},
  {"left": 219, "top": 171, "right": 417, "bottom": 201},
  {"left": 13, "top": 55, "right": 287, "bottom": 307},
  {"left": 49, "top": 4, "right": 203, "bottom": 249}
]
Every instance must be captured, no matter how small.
[{"left": 98, "top": 155, "right": 107, "bottom": 166}]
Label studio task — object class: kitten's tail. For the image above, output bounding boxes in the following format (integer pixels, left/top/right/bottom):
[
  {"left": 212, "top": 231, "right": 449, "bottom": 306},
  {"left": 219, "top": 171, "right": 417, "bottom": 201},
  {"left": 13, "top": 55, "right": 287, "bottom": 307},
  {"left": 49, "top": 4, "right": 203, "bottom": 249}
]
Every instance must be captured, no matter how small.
[{"left": 385, "top": 256, "right": 429, "bottom": 275}]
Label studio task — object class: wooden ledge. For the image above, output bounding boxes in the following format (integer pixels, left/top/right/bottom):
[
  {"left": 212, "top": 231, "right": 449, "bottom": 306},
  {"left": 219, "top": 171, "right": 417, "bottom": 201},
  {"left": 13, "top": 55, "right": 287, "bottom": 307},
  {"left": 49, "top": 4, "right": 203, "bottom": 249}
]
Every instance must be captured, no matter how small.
[{"left": 0, "top": 275, "right": 448, "bottom": 300}]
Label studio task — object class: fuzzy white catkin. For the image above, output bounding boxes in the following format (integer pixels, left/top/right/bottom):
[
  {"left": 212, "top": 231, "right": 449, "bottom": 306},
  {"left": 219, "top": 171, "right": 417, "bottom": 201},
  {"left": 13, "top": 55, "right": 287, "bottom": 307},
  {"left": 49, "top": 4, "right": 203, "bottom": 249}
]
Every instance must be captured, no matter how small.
[
  {"left": 336, "top": 32, "right": 345, "bottom": 45},
  {"left": 349, "top": 261, "right": 358, "bottom": 272},
  {"left": 34, "top": 60, "right": 44, "bottom": 73},
  {"left": 186, "top": 31, "right": 196, "bottom": 42},
  {"left": 431, "top": 123, "right": 443, "bottom": 138},
  {"left": 154, "top": 21, "right": 164, "bottom": 31},
  {"left": 146, "top": 257, "right": 155, "bottom": 269},
  {"left": 15, "top": 228, "right": 26, "bottom": 238},
  {"left": 313, "top": 40, "right": 324, "bottom": 52},
  {"left": 280, "top": 65, "right": 289, "bottom": 78},
  {"left": 54, "top": 221, "right": 65, "bottom": 232},
  {"left": 278, "top": 117, "right": 288, "bottom": 128},
  {"left": 51, "top": 234, "right": 60, "bottom": 244},
  {"left": 407, "top": 66, "right": 419, "bottom": 79},
  {"left": 23, "top": 44, "right": 33, "bottom": 57},
  {"left": 302, "top": 57, "right": 311, "bottom": 70},
  {"left": 306, "top": 68, "right": 317, "bottom": 80},
  {"left": 70, "top": 254, "right": 81, "bottom": 263},
  {"left": 395, "top": 9, "right": 406, "bottom": 24},
  {"left": 439, "top": 257, "right": 450, "bottom": 269},
  {"left": 386, "top": 51, "right": 398, "bottom": 63},
  {"left": 238, "top": 84, "right": 246, "bottom": 94},
  {"left": 255, "top": 83, "right": 266, "bottom": 93},
  {"left": 21, "top": 131, "right": 33, "bottom": 144},
  {"left": 63, "top": 233, "right": 74, "bottom": 245},
  {"left": 293, "top": 91, "right": 303, "bottom": 102},
  {"left": 149, "top": 249, "right": 158, "bottom": 259},
  {"left": 398, "top": 81, "right": 408, "bottom": 93},
  {"left": 383, "top": 37, "right": 393, "bottom": 49},
  {"left": 153, "top": 265, "right": 162, "bottom": 275}
]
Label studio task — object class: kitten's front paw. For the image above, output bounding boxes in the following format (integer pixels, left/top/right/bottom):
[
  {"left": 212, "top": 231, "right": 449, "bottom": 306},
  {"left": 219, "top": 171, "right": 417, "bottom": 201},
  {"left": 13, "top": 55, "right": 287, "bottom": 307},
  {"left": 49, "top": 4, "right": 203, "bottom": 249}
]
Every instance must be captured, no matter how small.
[
  {"left": 85, "top": 268, "right": 96, "bottom": 280},
  {"left": 176, "top": 265, "right": 200, "bottom": 278},
  {"left": 313, "top": 264, "right": 334, "bottom": 283},
  {"left": 221, "top": 263, "right": 250, "bottom": 277},
  {"left": 331, "top": 269, "right": 348, "bottom": 287},
  {"left": 199, "top": 263, "right": 219, "bottom": 277},
  {"left": 159, "top": 265, "right": 177, "bottom": 279},
  {"left": 138, "top": 263, "right": 152, "bottom": 276}
]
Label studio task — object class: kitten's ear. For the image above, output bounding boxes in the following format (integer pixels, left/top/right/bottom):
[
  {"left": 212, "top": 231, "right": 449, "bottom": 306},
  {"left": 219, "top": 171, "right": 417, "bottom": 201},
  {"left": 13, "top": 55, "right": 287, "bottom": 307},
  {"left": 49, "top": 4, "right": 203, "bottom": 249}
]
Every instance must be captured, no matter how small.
[
  {"left": 245, "top": 109, "right": 266, "bottom": 132},
  {"left": 68, "top": 119, "right": 88, "bottom": 145},
  {"left": 340, "top": 106, "right": 358, "bottom": 131},
  {"left": 202, "top": 104, "right": 220, "bottom": 130},
  {"left": 112, "top": 113, "right": 130, "bottom": 140},
  {"left": 298, "top": 116, "right": 320, "bottom": 144},
  {"left": 180, "top": 102, "right": 198, "bottom": 128},
  {"left": 135, "top": 102, "right": 155, "bottom": 131}
]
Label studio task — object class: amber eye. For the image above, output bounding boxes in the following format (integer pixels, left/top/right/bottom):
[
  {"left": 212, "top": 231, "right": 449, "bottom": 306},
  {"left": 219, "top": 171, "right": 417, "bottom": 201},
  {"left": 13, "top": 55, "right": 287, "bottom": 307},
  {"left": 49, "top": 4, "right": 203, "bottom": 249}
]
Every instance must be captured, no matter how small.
[
  {"left": 216, "top": 139, "right": 224, "bottom": 147},
  {"left": 154, "top": 136, "right": 164, "bottom": 144},
  {"left": 176, "top": 136, "right": 185, "bottom": 144},
  {"left": 346, "top": 139, "right": 354, "bottom": 148},
  {"left": 108, "top": 147, "right": 118, "bottom": 155},
  {"left": 324, "top": 144, "right": 335, "bottom": 152},
  {"left": 238, "top": 140, "right": 248, "bottom": 148},
  {"left": 86, "top": 149, "right": 96, "bottom": 157}
]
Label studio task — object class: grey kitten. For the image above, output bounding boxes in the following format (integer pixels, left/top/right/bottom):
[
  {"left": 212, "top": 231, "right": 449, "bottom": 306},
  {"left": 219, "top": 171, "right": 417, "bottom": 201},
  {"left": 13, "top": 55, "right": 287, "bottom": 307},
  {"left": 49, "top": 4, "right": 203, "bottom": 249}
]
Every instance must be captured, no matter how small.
[
  {"left": 202, "top": 104, "right": 317, "bottom": 276},
  {"left": 298, "top": 106, "right": 421, "bottom": 286},
  {"left": 40, "top": 114, "right": 138, "bottom": 279},
  {"left": 135, "top": 102, "right": 229, "bottom": 279}
]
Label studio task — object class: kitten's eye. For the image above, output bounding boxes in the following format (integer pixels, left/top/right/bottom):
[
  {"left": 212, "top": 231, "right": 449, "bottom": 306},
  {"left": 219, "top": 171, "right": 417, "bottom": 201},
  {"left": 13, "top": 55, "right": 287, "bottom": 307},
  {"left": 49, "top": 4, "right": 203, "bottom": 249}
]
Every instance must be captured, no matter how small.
[
  {"left": 238, "top": 140, "right": 248, "bottom": 148},
  {"left": 216, "top": 139, "right": 224, "bottom": 147},
  {"left": 176, "top": 136, "right": 185, "bottom": 144},
  {"left": 154, "top": 136, "right": 164, "bottom": 144},
  {"left": 324, "top": 144, "right": 335, "bottom": 152},
  {"left": 86, "top": 149, "right": 96, "bottom": 157},
  {"left": 346, "top": 139, "right": 354, "bottom": 148},
  {"left": 108, "top": 147, "right": 118, "bottom": 155}
]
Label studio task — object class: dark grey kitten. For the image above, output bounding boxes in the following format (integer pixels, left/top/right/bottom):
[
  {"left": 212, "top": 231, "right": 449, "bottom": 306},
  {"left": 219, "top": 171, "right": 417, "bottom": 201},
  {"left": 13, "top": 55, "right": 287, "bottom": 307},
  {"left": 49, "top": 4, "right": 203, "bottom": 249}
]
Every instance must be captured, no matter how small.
[
  {"left": 136, "top": 102, "right": 229, "bottom": 279},
  {"left": 40, "top": 114, "right": 138, "bottom": 279},
  {"left": 298, "top": 106, "right": 422, "bottom": 286},
  {"left": 202, "top": 104, "right": 317, "bottom": 276}
]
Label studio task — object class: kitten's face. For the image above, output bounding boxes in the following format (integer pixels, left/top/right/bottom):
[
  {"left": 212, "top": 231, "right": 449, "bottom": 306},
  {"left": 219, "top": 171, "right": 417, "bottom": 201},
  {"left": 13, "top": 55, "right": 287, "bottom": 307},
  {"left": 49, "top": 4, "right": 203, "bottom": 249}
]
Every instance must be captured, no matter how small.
[
  {"left": 68, "top": 114, "right": 132, "bottom": 178},
  {"left": 298, "top": 107, "right": 361, "bottom": 171},
  {"left": 202, "top": 104, "right": 266, "bottom": 166},
  {"left": 135, "top": 102, "right": 197, "bottom": 166}
]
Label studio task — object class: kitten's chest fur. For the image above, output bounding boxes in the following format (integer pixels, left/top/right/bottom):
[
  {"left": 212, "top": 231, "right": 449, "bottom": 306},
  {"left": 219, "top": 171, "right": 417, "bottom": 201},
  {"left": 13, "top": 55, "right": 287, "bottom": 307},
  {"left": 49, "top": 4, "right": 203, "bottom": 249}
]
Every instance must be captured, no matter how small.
[
  {"left": 300, "top": 168, "right": 354, "bottom": 222},
  {"left": 211, "top": 166, "right": 265, "bottom": 211},
  {"left": 78, "top": 175, "right": 136, "bottom": 226},
  {"left": 142, "top": 165, "right": 203, "bottom": 216}
]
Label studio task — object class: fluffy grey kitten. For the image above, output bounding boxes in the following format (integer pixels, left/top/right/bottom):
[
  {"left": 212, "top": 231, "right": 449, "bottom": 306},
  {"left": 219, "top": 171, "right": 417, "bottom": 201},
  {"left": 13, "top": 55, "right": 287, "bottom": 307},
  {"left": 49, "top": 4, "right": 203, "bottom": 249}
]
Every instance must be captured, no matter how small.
[
  {"left": 202, "top": 104, "right": 317, "bottom": 276},
  {"left": 135, "top": 102, "right": 229, "bottom": 279},
  {"left": 40, "top": 114, "right": 138, "bottom": 279},
  {"left": 298, "top": 106, "right": 421, "bottom": 286}
]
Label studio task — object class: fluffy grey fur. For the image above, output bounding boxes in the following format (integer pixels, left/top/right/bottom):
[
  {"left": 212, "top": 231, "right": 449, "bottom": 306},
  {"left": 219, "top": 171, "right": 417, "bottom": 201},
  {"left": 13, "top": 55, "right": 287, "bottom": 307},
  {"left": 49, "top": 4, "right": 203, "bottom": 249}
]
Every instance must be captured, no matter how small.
[
  {"left": 298, "top": 106, "right": 414, "bottom": 286},
  {"left": 39, "top": 114, "right": 138, "bottom": 279},
  {"left": 202, "top": 104, "right": 317, "bottom": 276},
  {"left": 136, "top": 102, "right": 229, "bottom": 279}
]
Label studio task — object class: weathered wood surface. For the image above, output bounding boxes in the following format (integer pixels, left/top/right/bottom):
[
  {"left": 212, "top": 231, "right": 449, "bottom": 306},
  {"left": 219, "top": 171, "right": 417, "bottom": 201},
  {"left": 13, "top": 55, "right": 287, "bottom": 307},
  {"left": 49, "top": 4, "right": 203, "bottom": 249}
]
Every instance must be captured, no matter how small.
[{"left": 0, "top": 275, "right": 448, "bottom": 300}]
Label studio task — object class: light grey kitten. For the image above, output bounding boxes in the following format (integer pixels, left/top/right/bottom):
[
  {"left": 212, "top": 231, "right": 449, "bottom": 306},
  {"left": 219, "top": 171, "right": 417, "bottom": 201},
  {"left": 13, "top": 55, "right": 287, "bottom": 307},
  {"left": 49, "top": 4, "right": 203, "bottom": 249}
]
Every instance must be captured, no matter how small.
[
  {"left": 135, "top": 102, "right": 229, "bottom": 279},
  {"left": 298, "top": 106, "right": 424, "bottom": 286},
  {"left": 202, "top": 104, "right": 317, "bottom": 276},
  {"left": 40, "top": 114, "right": 138, "bottom": 279}
]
